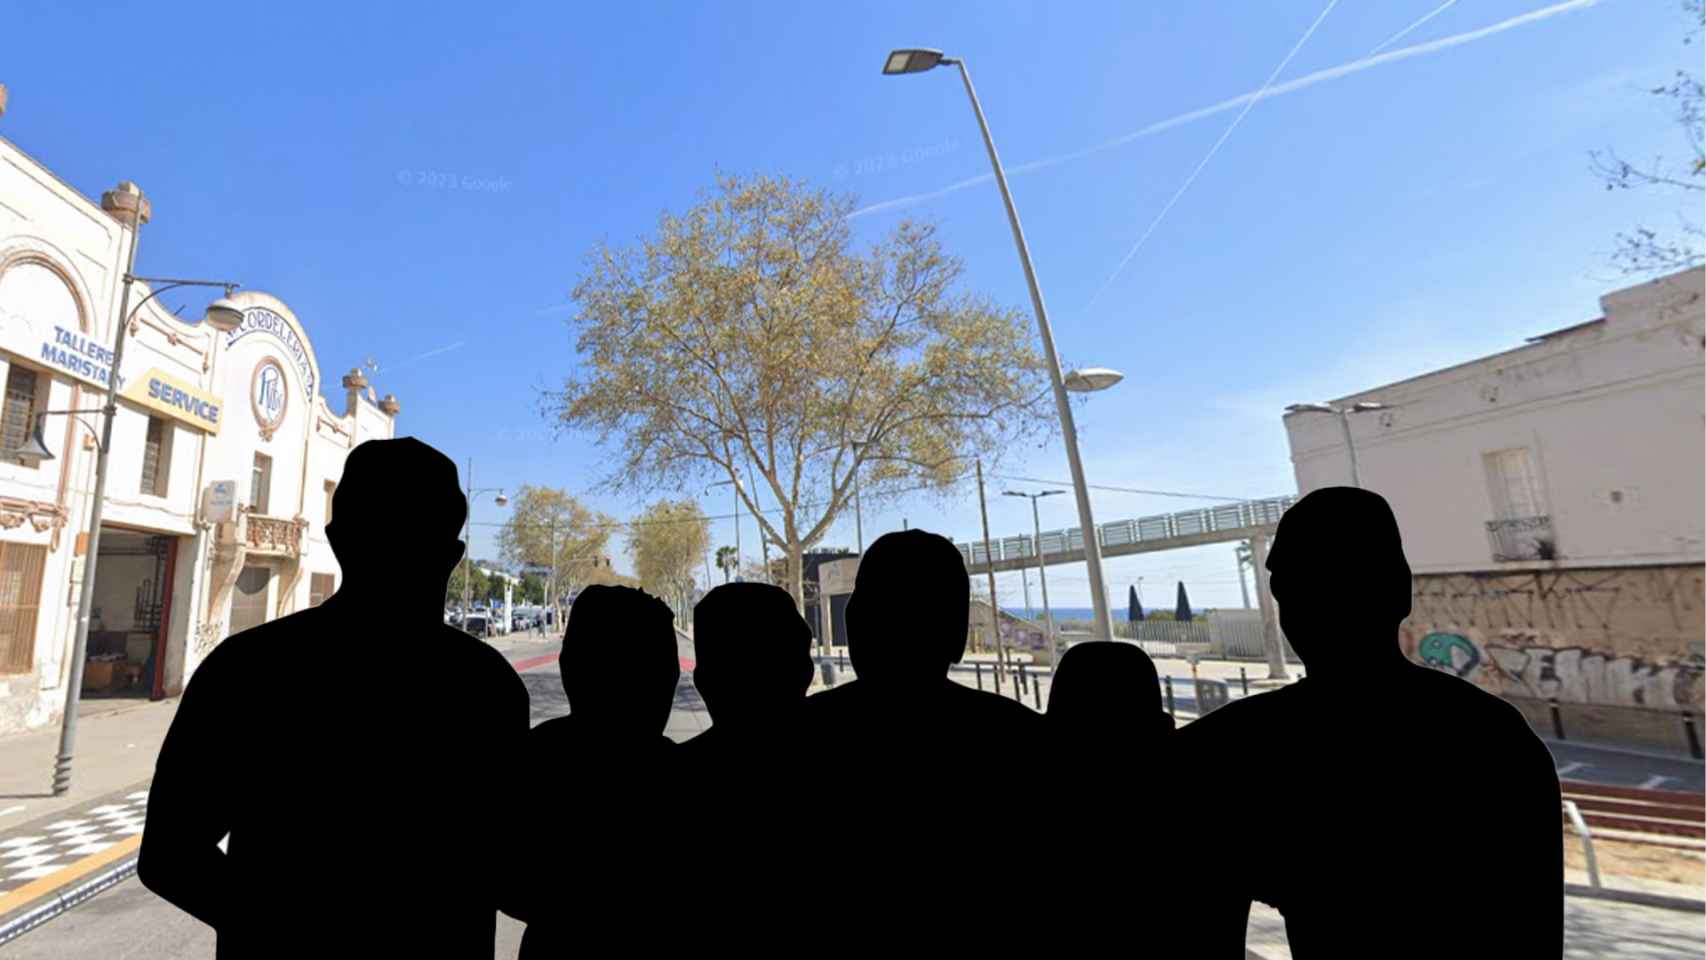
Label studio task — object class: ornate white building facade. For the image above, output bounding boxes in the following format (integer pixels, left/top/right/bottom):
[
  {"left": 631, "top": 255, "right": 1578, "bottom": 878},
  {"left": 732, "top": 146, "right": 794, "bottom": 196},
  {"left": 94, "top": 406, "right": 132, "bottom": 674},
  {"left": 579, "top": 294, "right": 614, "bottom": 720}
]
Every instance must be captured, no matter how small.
[{"left": 0, "top": 133, "right": 398, "bottom": 735}]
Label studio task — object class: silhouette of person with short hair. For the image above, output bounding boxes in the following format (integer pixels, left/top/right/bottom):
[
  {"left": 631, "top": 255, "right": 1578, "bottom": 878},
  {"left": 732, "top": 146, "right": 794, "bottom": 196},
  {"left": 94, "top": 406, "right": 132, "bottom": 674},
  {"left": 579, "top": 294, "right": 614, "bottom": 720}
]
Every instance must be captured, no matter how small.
[
  {"left": 684, "top": 581, "right": 813, "bottom": 761},
  {"left": 139, "top": 437, "right": 530, "bottom": 959},
  {"left": 1047, "top": 640, "right": 1178, "bottom": 951},
  {"left": 680, "top": 582, "right": 814, "bottom": 946},
  {"left": 505, "top": 584, "right": 680, "bottom": 959},
  {"left": 798, "top": 529, "right": 1043, "bottom": 947},
  {"left": 1170, "top": 487, "right": 1562, "bottom": 957},
  {"left": 1048, "top": 639, "right": 1174, "bottom": 746}
]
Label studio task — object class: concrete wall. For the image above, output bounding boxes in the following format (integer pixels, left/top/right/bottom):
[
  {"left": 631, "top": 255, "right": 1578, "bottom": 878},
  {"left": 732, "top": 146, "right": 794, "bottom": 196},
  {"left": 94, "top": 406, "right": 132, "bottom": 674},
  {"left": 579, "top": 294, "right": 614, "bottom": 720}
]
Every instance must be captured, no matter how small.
[{"left": 1399, "top": 565, "right": 1705, "bottom": 711}]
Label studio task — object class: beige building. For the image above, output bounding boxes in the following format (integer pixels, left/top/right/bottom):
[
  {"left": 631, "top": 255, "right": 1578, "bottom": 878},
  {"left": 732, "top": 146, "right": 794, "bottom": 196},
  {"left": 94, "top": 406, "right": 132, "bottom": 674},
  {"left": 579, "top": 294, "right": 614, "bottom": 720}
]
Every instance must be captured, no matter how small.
[
  {"left": 0, "top": 133, "right": 398, "bottom": 735},
  {"left": 1284, "top": 267, "right": 1705, "bottom": 750}
]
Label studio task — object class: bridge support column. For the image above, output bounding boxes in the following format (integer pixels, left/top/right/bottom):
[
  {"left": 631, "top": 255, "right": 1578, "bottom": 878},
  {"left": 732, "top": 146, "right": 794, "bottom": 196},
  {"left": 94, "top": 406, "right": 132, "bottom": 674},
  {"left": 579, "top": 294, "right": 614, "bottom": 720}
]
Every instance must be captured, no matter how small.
[{"left": 1251, "top": 534, "right": 1290, "bottom": 680}]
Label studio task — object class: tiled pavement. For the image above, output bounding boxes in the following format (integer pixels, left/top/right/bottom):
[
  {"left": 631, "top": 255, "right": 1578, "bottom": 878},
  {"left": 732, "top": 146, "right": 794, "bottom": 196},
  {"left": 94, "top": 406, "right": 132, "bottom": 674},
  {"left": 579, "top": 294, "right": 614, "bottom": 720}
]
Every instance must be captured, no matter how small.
[{"left": 0, "top": 787, "right": 148, "bottom": 897}]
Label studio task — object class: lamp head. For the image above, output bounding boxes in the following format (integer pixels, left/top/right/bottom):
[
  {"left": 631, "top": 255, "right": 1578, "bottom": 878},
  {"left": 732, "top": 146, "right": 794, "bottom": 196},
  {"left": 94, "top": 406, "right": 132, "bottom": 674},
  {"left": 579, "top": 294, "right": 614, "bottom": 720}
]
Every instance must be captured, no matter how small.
[
  {"left": 8, "top": 415, "right": 54, "bottom": 465},
  {"left": 203, "top": 294, "right": 245, "bottom": 333},
  {"left": 1063, "top": 367, "right": 1124, "bottom": 393},
  {"left": 883, "top": 49, "right": 947, "bottom": 75}
]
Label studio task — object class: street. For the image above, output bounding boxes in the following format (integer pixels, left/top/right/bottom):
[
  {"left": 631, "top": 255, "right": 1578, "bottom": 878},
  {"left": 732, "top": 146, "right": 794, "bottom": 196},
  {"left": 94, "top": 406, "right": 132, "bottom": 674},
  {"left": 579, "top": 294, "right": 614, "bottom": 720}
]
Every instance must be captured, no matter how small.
[{"left": 2, "top": 639, "right": 1701, "bottom": 958}]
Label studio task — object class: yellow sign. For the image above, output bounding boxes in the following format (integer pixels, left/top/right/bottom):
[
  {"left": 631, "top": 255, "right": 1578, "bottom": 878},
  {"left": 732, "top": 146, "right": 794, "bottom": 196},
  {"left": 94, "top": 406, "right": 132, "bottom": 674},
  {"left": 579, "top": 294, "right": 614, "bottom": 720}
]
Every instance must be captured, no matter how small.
[{"left": 122, "top": 368, "right": 222, "bottom": 435}]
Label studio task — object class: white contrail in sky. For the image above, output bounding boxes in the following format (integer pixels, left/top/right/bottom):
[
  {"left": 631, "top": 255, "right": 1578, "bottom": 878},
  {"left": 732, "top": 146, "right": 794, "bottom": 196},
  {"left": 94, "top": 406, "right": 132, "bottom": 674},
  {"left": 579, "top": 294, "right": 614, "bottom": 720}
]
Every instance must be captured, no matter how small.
[
  {"left": 392, "top": 340, "right": 467, "bottom": 369},
  {"left": 1086, "top": 0, "right": 1341, "bottom": 312},
  {"left": 1370, "top": 0, "right": 1460, "bottom": 55},
  {"left": 846, "top": 0, "right": 1602, "bottom": 221}
]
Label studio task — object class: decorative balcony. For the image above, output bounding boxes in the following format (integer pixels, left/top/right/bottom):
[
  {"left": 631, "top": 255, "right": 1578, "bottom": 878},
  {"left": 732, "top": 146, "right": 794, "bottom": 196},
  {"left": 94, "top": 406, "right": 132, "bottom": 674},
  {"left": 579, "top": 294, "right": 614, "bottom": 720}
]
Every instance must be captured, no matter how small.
[
  {"left": 240, "top": 512, "right": 310, "bottom": 558},
  {"left": 1486, "top": 515, "right": 1557, "bottom": 562}
]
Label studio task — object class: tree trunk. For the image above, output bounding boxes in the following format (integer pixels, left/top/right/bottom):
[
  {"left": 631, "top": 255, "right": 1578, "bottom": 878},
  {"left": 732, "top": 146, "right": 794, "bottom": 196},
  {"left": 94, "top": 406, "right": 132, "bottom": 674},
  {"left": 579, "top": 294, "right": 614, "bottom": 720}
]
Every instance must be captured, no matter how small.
[{"left": 787, "top": 539, "right": 806, "bottom": 617}]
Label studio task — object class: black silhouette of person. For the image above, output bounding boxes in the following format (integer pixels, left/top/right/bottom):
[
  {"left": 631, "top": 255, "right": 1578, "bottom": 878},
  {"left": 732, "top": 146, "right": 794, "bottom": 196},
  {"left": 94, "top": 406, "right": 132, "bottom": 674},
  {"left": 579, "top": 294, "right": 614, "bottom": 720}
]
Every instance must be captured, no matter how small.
[
  {"left": 798, "top": 529, "right": 1044, "bottom": 947},
  {"left": 1169, "top": 487, "right": 1562, "bottom": 957},
  {"left": 504, "top": 584, "right": 680, "bottom": 959},
  {"left": 1046, "top": 640, "right": 1179, "bottom": 952},
  {"left": 679, "top": 582, "right": 815, "bottom": 945},
  {"left": 1048, "top": 639, "right": 1175, "bottom": 747},
  {"left": 138, "top": 437, "right": 530, "bottom": 959},
  {"left": 683, "top": 581, "right": 813, "bottom": 764}
]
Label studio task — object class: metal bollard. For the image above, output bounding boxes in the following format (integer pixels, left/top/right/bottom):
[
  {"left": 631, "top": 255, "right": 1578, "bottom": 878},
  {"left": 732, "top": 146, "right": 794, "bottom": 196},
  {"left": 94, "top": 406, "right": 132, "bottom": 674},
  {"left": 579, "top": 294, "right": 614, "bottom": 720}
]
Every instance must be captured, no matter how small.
[
  {"left": 1549, "top": 699, "right": 1565, "bottom": 740},
  {"left": 1684, "top": 712, "right": 1703, "bottom": 760},
  {"left": 839, "top": 649, "right": 846, "bottom": 670},
  {"left": 1019, "top": 664, "right": 1029, "bottom": 695},
  {"left": 975, "top": 662, "right": 984, "bottom": 691},
  {"left": 821, "top": 661, "right": 839, "bottom": 688},
  {"left": 1033, "top": 677, "right": 1042, "bottom": 711},
  {"left": 1164, "top": 676, "right": 1175, "bottom": 719},
  {"left": 995, "top": 663, "right": 1003, "bottom": 695},
  {"left": 1240, "top": 667, "right": 1249, "bottom": 697}
]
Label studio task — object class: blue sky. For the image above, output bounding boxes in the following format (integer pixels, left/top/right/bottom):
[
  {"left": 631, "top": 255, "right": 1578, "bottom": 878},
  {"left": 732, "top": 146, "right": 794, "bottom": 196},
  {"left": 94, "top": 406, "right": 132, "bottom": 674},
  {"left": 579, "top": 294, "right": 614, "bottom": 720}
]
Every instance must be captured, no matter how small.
[{"left": 2, "top": 0, "right": 1693, "bottom": 609}]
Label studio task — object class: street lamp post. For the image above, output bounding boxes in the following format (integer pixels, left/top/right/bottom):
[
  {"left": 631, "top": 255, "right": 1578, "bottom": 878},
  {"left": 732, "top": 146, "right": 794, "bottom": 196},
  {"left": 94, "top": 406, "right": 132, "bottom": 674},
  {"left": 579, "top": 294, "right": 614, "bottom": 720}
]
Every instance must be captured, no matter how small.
[
  {"left": 20, "top": 182, "right": 245, "bottom": 795},
  {"left": 1004, "top": 489, "right": 1065, "bottom": 668},
  {"left": 1284, "top": 402, "right": 1388, "bottom": 488},
  {"left": 460, "top": 458, "right": 507, "bottom": 633},
  {"left": 1236, "top": 543, "right": 1253, "bottom": 609},
  {"left": 884, "top": 48, "right": 1119, "bottom": 642}
]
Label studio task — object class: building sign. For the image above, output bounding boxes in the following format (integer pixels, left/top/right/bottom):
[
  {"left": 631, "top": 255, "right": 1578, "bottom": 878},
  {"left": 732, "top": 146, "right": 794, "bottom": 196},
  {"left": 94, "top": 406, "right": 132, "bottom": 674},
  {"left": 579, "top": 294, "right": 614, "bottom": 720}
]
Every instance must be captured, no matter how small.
[
  {"left": 228, "top": 308, "right": 315, "bottom": 399},
  {"left": 40, "top": 324, "right": 125, "bottom": 392},
  {"left": 202, "top": 481, "right": 237, "bottom": 524},
  {"left": 251, "top": 359, "right": 289, "bottom": 439},
  {"left": 121, "top": 367, "right": 222, "bottom": 434},
  {"left": 819, "top": 557, "right": 861, "bottom": 598}
]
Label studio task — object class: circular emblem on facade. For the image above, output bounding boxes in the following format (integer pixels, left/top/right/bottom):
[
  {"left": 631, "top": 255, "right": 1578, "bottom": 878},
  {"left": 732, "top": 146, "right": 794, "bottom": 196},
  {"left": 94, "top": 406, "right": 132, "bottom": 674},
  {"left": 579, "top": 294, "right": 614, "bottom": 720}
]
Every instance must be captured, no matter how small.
[{"left": 251, "top": 358, "right": 289, "bottom": 440}]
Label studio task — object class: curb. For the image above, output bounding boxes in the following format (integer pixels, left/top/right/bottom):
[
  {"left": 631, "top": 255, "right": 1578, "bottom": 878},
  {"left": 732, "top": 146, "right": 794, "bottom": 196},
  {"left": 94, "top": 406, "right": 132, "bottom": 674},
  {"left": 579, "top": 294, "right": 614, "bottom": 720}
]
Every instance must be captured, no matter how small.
[
  {"left": 0, "top": 854, "right": 138, "bottom": 947},
  {"left": 1563, "top": 882, "right": 1705, "bottom": 913}
]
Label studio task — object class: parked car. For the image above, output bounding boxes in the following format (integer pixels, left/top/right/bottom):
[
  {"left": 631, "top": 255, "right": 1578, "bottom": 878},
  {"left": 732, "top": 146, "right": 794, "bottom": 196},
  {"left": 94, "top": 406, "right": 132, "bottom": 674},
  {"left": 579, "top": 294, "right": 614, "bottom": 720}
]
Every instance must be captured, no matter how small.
[{"left": 462, "top": 614, "right": 490, "bottom": 638}]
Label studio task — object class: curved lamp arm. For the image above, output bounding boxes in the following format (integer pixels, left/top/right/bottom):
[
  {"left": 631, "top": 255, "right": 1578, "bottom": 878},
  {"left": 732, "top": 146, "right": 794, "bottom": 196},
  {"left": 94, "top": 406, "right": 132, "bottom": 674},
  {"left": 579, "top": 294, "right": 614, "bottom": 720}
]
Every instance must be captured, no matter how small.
[
  {"left": 33, "top": 410, "right": 108, "bottom": 453},
  {"left": 125, "top": 276, "right": 240, "bottom": 329}
]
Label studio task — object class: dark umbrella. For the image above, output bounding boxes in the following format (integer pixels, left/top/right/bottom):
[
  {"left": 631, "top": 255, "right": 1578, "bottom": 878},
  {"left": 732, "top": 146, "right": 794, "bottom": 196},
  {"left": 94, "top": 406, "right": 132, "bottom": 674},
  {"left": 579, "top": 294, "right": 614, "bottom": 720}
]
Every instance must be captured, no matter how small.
[
  {"left": 1175, "top": 581, "right": 1193, "bottom": 622},
  {"left": 1128, "top": 585, "right": 1144, "bottom": 622}
]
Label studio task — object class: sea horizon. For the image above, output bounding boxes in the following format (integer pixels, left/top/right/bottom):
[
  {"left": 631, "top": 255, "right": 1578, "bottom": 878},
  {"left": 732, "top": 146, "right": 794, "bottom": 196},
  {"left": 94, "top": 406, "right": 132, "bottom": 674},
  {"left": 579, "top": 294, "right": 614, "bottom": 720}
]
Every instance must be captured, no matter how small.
[{"left": 1002, "top": 606, "right": 1205, "bottom": 622}]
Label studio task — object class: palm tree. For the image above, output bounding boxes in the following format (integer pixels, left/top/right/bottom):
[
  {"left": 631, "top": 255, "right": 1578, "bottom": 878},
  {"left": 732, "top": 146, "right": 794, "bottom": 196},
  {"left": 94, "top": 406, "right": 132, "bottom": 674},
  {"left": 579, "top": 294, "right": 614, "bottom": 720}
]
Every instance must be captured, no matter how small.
[{"left": 715, "top": 545, "right": 738, "bottom": 583}]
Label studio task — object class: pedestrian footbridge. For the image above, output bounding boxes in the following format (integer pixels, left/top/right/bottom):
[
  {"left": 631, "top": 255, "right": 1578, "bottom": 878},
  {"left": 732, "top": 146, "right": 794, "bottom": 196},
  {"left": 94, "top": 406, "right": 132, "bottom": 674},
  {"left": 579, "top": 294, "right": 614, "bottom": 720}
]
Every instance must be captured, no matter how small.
[{"left": 955, "top": 495, "right": 1296, "bottom": 576}]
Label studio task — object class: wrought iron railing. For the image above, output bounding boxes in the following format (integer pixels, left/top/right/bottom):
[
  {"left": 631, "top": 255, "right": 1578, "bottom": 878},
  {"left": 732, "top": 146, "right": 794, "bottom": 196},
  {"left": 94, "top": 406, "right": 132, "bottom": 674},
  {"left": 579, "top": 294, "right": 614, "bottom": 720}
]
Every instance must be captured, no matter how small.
[{"left": 1486, "top": 515, "right": 1556, "bottom": 562}]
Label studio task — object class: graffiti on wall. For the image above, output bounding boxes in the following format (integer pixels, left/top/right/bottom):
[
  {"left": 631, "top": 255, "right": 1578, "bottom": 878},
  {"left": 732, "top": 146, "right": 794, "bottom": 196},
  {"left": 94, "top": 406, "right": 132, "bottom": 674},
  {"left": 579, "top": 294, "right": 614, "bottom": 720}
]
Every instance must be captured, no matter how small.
[
  {"left": 1401, "top": 566, "right": 1705, "bottom": 710},
  {"left": 1417, "top": 632, "right": 1480, "bottom": 678}
]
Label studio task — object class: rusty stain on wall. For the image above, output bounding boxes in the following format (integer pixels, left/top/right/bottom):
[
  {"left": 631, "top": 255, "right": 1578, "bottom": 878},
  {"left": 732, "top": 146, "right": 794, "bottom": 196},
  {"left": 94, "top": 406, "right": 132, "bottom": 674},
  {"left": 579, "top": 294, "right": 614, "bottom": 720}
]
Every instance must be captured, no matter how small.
[{"left": 1400, "top": 565, "right": 1705, "bottom": 710}]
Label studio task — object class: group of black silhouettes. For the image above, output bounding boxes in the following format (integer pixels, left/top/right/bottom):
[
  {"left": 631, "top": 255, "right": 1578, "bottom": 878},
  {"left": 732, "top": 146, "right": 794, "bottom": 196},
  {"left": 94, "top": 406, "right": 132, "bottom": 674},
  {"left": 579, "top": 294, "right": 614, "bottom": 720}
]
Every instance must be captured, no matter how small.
[{"left": 136, "top": 438, "right": 1564, "bottom": 958}]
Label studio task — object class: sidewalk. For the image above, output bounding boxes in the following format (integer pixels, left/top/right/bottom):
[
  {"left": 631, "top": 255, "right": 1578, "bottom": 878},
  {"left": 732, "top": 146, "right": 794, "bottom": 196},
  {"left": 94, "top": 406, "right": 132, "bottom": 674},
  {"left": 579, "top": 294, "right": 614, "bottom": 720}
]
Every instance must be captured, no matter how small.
[
  {"left": 0, "top": 700, "right": 176, "bottom": 833},
  {"left": 0, "top": 633, "right": 582, "bottom": 937}
]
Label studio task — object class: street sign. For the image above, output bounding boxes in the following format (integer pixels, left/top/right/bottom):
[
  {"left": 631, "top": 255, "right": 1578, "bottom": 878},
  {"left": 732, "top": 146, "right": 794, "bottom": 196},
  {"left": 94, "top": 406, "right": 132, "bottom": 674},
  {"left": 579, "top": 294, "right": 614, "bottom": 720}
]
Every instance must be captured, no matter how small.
[
  {"left": 1195, "top": 678, "right": 1230, "bottom": 715},
  {"left": 202, "top": 481, "right": 237, "bottom": 524}
]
